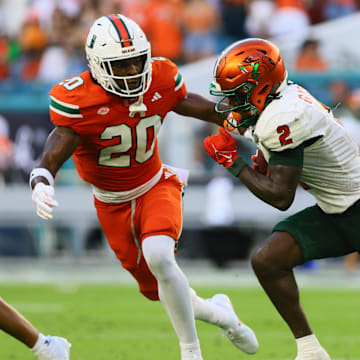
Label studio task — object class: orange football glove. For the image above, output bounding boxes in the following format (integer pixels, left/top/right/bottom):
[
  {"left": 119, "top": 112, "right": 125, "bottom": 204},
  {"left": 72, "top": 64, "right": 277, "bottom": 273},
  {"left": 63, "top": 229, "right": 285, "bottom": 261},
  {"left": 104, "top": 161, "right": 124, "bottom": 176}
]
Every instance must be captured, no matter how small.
[
  {"left": 204, "top": 127, "right": 239, "bottom": 168},
  {"left": 204, "top": 128, "right": 248, "bottom": 177}
]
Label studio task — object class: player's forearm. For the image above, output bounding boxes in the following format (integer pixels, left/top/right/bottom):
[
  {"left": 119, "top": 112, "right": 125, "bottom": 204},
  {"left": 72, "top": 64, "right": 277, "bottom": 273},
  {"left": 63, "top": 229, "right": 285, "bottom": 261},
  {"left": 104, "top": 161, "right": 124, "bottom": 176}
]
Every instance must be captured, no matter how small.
[
  {"left": 237, "top": 166, "right": 295, "bottom": 210},
  {"left": 192, "top": 94, "right": 223, "bottom": 126},
  {"left": 30, "top": 127, "right": 80, "bottom": 188},
  {"left": 30, "top": 154, "right": 65, "bottom": 189},
  {"left": 174, "top": 93, "right": 223, "bottom": 126}
]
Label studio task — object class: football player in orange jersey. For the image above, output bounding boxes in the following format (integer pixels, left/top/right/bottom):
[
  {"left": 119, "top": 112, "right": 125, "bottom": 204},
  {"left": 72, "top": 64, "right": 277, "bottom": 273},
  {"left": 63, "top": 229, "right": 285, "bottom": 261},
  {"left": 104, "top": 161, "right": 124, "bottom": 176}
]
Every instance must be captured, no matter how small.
[
  {"left": 29, "top": 14, "right": 258, "bottom": 360},
  {"left": 0, "top": 297, "right": 70, "bottom": 359}
]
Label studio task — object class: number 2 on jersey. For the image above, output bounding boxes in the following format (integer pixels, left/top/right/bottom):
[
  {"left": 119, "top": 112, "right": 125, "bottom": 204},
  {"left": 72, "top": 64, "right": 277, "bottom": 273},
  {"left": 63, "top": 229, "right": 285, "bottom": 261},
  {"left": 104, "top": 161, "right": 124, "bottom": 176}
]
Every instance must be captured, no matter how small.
[
  {"left": 277, "top": 125, "right": 293, "bottom": 146},
  {"left": 98, "top": 115, "right": 161, "bottom": 167}
]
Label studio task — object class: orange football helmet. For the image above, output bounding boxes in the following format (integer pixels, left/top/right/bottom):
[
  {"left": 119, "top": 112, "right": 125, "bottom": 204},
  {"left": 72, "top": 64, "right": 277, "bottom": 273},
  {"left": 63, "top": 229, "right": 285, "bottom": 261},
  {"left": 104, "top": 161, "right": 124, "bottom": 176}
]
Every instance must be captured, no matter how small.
[{"left": 210, "top": 38, "right": 287, "bottom": 128}]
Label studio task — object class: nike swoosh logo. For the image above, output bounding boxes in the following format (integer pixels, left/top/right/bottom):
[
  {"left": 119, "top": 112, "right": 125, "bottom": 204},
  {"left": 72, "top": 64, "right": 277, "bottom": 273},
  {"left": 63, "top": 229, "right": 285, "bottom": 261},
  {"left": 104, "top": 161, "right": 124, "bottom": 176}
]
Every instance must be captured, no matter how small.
[{"left": 217, "top": 152, "right": 233, "bottom": 160}]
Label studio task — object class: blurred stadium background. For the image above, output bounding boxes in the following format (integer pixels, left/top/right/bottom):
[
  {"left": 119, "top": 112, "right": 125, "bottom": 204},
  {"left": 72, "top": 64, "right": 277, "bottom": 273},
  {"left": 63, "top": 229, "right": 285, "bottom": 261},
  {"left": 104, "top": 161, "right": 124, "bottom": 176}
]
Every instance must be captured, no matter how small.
[{"left": 0, "top": 0, "right": 360, "bottom": 358}]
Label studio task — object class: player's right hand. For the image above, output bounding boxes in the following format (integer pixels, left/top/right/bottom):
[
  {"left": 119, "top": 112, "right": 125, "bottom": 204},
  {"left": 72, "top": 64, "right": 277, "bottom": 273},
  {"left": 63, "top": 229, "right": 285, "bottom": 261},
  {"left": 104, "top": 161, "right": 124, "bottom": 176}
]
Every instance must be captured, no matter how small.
[
  {"left": 204, "top": 127, "right": 239, "bottom": 168},
  {"left": 32, "top": 183, "right": 58, "bottom": 220},
  {"left": 251, "top": 149, "right": 268, "bottom": 175}
]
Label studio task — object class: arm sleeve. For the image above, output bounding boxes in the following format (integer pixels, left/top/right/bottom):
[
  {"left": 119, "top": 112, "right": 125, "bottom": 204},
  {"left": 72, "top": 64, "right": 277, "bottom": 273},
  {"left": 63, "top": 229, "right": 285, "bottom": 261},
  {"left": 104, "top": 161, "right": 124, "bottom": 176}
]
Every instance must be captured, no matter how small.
[{"left": 269, "top": 144, "right": 304, "bottom": 167}]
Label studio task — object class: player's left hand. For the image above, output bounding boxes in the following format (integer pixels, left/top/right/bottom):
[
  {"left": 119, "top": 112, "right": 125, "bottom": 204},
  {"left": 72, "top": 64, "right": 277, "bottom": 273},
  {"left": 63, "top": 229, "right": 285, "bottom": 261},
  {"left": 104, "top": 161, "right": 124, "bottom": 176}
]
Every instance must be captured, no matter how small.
[
  {"left": 32, "top": 183, "right": 58, "bottom": 220},
  {"left": 204, "top": 127, "right": 239, "bottom": 168}
]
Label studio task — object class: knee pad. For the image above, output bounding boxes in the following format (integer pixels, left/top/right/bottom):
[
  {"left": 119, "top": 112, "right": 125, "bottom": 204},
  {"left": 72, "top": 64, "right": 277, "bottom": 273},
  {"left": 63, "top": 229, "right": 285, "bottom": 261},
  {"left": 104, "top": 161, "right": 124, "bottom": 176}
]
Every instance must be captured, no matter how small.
[{"left": 142, "top": 235, "right": 176, "bottom": 280}]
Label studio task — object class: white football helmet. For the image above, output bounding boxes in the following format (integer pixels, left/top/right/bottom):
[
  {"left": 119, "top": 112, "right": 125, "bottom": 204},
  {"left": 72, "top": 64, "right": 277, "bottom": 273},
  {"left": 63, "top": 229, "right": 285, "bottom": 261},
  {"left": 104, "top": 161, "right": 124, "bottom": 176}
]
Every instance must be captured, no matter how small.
[{"left": 85, "top": 14, "right": 152, "bottom": 98}]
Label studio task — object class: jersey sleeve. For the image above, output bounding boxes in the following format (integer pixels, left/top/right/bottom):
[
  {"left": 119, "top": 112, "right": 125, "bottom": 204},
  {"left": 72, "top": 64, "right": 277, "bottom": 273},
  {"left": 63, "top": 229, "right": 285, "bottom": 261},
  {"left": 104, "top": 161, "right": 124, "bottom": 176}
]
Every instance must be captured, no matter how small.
[
  {"left": 152, "top": 58, "right": 187, "bottom": 109},
  {"left": 259, "top": 110, "right": 325, "bottom": 153},
  {"left": 173, "top": 67, "right": 187, "bottom": 101},
  {"left": 48, "top": 79, "right": 87, "bottom": 130},
  {"left": 49, "top": 92, "right": 83, "bottom": 129}
]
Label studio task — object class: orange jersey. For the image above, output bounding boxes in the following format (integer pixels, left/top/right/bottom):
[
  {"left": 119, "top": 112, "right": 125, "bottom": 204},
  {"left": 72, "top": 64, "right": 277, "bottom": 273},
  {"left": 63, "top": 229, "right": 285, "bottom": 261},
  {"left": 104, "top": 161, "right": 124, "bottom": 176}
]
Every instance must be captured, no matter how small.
[{"left": 49, "top": 58, "right": 187, "bottom": 191}]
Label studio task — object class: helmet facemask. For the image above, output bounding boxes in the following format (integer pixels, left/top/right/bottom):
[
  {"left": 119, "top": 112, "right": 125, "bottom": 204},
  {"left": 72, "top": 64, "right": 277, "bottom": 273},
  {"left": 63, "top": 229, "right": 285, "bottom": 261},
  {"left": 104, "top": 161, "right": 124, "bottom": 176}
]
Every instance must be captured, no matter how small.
[
  {"left": 94, "top": 53, "right": 151, "bottom": 98},
  {"left": 210, "top": 81, "right": 259, "bottom": 128}
]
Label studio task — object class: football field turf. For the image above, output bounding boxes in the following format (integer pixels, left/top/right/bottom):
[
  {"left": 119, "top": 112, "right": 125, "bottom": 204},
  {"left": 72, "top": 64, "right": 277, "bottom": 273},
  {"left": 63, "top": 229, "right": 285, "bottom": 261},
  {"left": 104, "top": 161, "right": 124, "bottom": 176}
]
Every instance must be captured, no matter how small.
[{"left": 0, "top": 283, "right": 359, "bottom": 360}]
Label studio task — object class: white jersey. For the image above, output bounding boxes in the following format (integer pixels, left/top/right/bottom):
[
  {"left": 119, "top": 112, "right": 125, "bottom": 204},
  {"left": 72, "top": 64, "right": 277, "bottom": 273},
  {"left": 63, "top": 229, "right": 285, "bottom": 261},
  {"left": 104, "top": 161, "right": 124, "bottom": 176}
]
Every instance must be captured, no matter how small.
[{"left": 250, "top": 82, "right": 360, "bottom": 214}]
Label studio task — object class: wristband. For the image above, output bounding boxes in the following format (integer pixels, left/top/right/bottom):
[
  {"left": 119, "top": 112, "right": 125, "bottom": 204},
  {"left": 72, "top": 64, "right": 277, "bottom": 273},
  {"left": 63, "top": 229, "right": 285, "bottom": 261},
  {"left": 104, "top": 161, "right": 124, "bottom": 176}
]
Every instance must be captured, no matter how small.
[
  {"left": 29, "top": 168, "right": 54, "bottom": 188},
  {"left": 227, "top": 156, "right": 247, "bottom": 177}
]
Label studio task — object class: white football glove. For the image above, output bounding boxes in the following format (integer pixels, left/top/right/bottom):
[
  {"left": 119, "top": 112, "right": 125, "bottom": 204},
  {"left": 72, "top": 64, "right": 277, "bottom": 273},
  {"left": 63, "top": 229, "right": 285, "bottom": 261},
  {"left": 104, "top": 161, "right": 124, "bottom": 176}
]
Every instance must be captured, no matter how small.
[{"left": 32, "top": 183, "right": 58, "bottom": 220}]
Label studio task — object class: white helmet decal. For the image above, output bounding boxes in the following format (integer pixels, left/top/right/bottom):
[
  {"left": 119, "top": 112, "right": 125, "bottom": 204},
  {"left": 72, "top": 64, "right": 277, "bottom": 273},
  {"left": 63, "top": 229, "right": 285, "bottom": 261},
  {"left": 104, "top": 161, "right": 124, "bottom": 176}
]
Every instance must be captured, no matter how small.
[{"left": 85, "top": 14, "right": 152, "bottom": 99}]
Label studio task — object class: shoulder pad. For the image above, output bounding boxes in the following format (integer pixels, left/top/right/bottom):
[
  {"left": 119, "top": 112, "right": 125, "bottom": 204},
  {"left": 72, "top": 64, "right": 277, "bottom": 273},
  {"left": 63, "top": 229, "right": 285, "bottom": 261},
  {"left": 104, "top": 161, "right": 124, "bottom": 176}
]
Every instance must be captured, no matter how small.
[
  {"left": 256, "top": 111, "right": 312, "bottom": 152},
  {"left": 49, "top": 71, "right": 109, "bottom": 111},
  {"left": 256, "top": 89, "right": 327, "bottom": 152},
  {"left": 151, "top": 58, "right": 183, "bottom": 91}
]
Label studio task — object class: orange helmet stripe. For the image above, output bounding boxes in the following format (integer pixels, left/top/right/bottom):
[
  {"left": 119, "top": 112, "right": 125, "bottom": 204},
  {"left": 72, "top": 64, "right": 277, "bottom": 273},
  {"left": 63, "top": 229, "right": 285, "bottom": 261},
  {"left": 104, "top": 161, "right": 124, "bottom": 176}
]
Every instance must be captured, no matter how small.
[{"left": 107, "top": 14, "right": 133, "bottom": 47}]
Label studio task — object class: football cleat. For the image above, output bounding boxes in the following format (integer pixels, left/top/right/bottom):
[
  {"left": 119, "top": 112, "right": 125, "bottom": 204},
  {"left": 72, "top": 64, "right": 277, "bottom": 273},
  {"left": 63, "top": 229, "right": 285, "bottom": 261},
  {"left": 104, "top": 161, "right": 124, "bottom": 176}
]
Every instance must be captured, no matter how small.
[
  {"left": 33, "top": 335, "right": 71, "bottom": 360},
  {"left": 208, "top": 294, "right": 259, "bottom": 354}
]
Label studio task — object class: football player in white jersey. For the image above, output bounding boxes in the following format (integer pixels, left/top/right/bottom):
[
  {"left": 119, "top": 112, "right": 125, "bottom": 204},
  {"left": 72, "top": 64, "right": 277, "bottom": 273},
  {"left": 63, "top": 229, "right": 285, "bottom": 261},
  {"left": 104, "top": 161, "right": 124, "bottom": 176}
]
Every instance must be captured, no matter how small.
[
  {"left": 204, "top": 38, "right": 360, "bottom": 360},
  {"left": 0, "top": 297, "right": 70, "bottom": 359}
]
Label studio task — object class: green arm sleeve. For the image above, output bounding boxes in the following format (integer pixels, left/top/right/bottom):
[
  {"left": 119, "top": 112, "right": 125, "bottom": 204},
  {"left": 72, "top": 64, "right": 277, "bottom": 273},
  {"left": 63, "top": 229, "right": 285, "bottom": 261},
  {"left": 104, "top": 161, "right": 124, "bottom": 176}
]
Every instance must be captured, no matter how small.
[{"left": 269, "top": 144, "right": 304, "bottom": 167}]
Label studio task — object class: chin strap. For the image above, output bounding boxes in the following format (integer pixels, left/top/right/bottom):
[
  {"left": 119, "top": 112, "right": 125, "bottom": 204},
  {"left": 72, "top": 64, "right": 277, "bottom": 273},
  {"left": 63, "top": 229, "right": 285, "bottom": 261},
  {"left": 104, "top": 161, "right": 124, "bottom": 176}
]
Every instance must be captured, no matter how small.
[{"left": 129, "top": 95, "right": 147, "bottom": 117}]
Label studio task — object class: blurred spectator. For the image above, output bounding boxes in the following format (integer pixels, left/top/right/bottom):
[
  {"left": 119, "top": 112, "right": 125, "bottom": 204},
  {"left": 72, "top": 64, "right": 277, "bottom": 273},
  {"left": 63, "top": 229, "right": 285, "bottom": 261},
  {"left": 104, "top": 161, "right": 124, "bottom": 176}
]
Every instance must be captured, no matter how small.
[
  {"left": 0, "top": 115, "right": 13, "bottom": 187},
  {"left": 0, "top": 34, "right": 10, "bottom": 79},
  {"left": 324, "top": 0, "right": 358, "bottom": 20},
  {"left": 294, "top": 38, "right": 329, "bottom": 72},
  {"left": 307, "top": 0, "right": 328, "bottom": 24},
  {"left": 37, "top": 39, "right": 87, "bottom": 84},
  {"left": 121, "top": 0, "right": 148, "bottom": 27},
  {"left": 347, "top": 87, "right": 360, "bottom": 119},
  {"left": 245, "top": 0, "right": 275, "bottom": 38},
  {"left": 142, "top": 0, "right": 184, "bottom": 63},
  {"left": 37, "top": 6, "right": 87, "bottom": 83},
  {"left": 96, "top": 0, "right": 123, "bottom": 16},
  {"left": 29, "top": 0, "right": 83, "bottom": 29},
  {"left": 329, "top": 80, "right": 357, "bottom": 118},
  {"left": 218, "top": 0, "right": 249, "bottom": 46},
  {"left": 182, "top": 0, "right": 219, "bottom": 63},
  {"left": 267, "top": 0, "right": 310, "bottom": 39},
  {"left": 14, "top": 13, "right": 47, "bottom": 81}
]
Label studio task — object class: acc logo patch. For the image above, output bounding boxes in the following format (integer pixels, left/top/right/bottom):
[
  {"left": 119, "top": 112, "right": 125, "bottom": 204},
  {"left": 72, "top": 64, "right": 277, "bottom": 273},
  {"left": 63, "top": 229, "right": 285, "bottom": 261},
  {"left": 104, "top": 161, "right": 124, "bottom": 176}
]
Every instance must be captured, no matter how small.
[{"left": 97, "top": 107, "right": 110, "bottom": 115}]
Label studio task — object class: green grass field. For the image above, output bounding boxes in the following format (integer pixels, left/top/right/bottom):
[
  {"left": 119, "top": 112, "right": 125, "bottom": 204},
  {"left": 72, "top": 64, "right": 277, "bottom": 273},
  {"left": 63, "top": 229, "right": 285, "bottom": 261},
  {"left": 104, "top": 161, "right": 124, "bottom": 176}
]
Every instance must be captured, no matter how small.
[{"left": 0, "top": 284, "right": 359, "bottom": 360}]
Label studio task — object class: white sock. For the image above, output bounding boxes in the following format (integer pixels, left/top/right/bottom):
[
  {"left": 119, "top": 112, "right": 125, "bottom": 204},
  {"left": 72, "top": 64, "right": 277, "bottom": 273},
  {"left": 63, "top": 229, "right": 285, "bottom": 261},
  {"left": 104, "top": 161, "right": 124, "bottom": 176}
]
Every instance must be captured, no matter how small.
[
  {"left": 180, "top": 339, "right": 202, "bottom": 358},
  {"left": 142, "top": 236, "right": 199, "bottom": 346},
  {"left": 190, "top": 288, "right": 232, "bottom": 328},
  {"left": 296, "top": 334, "right": 322, "bottom": 353},
  {"left": 30, "top": 333, "right": 47, "bottom": 353}
]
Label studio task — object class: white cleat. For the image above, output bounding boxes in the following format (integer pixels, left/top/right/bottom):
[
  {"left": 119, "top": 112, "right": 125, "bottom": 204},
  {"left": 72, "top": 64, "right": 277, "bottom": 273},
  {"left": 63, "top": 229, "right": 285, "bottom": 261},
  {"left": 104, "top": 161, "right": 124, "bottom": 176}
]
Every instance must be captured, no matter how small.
[
  {"left": 34, "top": 335, "right": 71, "bottom": 360},
  {"left": 295, "top": 347, "right": 331, "bottom": 360},
  {"left": 208, "top": 294, "right": 259, "bottom": 354}
]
